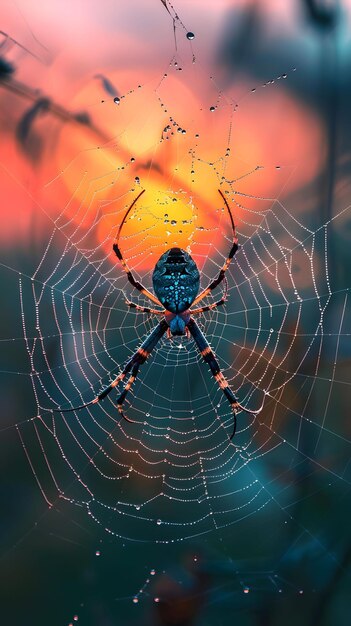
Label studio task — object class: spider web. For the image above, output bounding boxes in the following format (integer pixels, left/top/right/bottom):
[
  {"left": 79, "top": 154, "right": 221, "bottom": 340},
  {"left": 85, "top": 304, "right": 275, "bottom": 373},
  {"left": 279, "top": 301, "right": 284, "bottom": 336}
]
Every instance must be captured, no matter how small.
[
  {"left": 14, "top": 87, "right": 350, "bottom": 543},
  {"left": 1, "top": 0, "right": 351, "bottom": 619}
]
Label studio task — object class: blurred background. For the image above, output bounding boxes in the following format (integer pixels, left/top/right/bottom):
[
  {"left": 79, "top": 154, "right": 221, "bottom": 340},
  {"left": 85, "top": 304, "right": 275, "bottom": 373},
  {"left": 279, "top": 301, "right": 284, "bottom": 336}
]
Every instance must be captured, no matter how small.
[{"left": 0, "top": 1, "right": 351, "bottom": 625}]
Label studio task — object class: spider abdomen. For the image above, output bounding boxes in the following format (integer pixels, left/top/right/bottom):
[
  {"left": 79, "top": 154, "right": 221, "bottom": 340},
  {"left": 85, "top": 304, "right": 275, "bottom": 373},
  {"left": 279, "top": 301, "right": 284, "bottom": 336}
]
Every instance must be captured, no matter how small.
[{"left": 152, "top": 248, "right": 200, "bottom": 314}]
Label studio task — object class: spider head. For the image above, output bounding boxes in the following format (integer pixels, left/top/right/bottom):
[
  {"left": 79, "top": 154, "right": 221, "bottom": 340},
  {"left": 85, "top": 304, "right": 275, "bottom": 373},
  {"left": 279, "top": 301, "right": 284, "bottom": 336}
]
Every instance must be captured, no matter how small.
[
  {"left": 152, "top": 248, "right": 200, "bottom": 313},
  {"left": 165, "top": 311, "right": 191, "bottom": 336}
]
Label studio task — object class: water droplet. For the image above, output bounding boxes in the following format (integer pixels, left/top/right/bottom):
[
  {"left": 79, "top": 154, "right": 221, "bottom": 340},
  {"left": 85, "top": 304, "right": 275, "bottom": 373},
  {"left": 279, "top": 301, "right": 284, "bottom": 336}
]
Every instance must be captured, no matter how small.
[
  {"left": 131, "top": 157, "right": 135, "bottom": 162},
  {"left": 282, "top": 73, "right": 287, "bottom": 79},
  {"left": 243, "top": 587, "right": 250, "bottom": 594},
  {"left": 186, "top": 32, "right": 195, "bottom": 40},
  {"left": 156, "top": 519, "right": 162, "bottom": 525},
  {"left": 209, "top": 106, "right": 215, "bottom": 112},
  {"left": 135, "top": 176, "right": 140, "bottom": 184},
  {"left": 133, "top": 597, "right": 139, "bottom": 604},
  {"left": 154, "top": 597, "right": 160, "bottom": 603},
  {"left": 113, "top": 97, "right": 120, "bottom": 105},
  {"left": 95, "top": 550, "right": 101, "bottom": 556},
  {"left": 150, "top": 569, "right": 156, "bottom": 575},
  {"left": 73, "top": 617, "right": 79, "bottom": 622}
]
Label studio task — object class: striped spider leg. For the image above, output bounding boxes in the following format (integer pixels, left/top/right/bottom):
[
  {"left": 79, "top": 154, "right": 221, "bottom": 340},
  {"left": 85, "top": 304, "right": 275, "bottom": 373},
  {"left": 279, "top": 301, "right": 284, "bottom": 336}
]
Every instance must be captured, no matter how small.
[
  {"left": 187, "top": 317, "right": 262, "bottom": 440},
  {"left": 43, "top": 320, "right": 168, "bottom": 422},
  {"left": 125, "top": 299, "right": 165, "bottom": 315},
  {"left": 191, "top": 190, "right": 239, "bottom": 308},
  {"left": 190, "top": 278, "right": 228, "bottom": 315},
  {"left": 39, "top": 188, "right": 263, "bottom": 438},
  {"left": 112, "top": 189, "right": 162, "bottom": 307}
]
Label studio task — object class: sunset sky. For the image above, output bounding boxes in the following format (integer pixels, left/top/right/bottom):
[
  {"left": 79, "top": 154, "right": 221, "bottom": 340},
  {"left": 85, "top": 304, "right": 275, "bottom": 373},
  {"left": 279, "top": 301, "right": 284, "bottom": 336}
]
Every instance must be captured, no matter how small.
[{"left": 1, "top": 0, "right": 340, "bottom": 271}]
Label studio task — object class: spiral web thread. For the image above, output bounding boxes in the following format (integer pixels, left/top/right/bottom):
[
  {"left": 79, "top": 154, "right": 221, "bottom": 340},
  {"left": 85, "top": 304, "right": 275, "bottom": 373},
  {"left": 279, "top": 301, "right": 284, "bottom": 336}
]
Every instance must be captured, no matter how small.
[
  {"left": 2, "top": 9, "right": 349, "bottom": 582},
  {"left": 13, "top": 131, "right": 351, "bottom": 547}
]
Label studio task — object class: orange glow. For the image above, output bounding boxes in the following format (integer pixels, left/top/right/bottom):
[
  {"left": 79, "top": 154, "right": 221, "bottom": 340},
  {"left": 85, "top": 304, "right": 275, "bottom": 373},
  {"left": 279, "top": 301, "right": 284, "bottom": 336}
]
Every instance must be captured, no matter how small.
[
  {"left": 41, "top": 73, "right": 324, "bottom": 272},
  {"left": 0, "top": 0, "right": 325, "bottom": 279}
]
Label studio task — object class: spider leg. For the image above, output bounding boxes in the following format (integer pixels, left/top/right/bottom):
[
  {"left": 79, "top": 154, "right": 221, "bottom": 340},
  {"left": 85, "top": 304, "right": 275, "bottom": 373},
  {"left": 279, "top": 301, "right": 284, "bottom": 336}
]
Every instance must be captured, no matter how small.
[
  {"left": 192, "top": 190, "right": 238, "bottom": 307},
  {"left": 115, "top": 363, "right": 141, "bottom": 422},
  {"left": 43, "top": 320, "right": 168, "bottom": 415},
  {"left": 190, "top": 278, "right": 228, "bottom": 315},
  {"left": 125, "top": 299, "right": 165, "bottom": 315},
  {"left": 187, "top": 317, "right": 261, "bottom": 439},
  {"left": 113, "top": 190, "right": 162, "bottom": 307},
  {"left": 190, "top": 297, "right": 226, "bottom": 315}
]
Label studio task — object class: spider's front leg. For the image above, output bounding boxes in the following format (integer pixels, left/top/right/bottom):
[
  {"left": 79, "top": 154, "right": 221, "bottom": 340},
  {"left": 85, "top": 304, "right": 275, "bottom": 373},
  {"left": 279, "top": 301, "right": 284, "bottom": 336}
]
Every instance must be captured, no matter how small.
[
  {"left": 43, "top": 320, "right": 168, "bottom": 419},
  {"left": 115, "top": 363, "right": 140, "bottom": 422},
  {"left": 187, "top": 318, "right": 262, "bottom": 439},
  {"left": 102, "top": 319, "right": 169, "bottom": 421}
]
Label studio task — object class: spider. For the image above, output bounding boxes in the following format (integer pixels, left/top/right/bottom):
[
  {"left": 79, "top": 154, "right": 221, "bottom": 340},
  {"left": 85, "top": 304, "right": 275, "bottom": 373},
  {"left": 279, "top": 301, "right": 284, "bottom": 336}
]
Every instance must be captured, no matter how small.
[{"left": 49, "top": 189, "right": 262, "bottom": 439}]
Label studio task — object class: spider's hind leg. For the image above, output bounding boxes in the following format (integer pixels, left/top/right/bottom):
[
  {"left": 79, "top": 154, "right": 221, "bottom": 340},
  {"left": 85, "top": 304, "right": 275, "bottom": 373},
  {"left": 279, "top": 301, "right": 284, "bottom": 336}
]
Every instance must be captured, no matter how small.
[
  {"left": 112, "top": 190, "right": 162, "bottom": 307},
  {"left": 191, "top": 191, "right": 238, "bottom": 308},
  {"left": 190, "top": 278, "right": 228, "bottom": 316}
]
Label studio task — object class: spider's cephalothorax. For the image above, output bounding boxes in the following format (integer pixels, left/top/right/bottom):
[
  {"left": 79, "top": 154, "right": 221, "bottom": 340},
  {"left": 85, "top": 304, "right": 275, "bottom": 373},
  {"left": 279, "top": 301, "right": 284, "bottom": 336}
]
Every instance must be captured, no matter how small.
[
  {"left": 47, "top": 190, "right": 263, "bottom": 441},
  {"left": 152, "top": 247, "right": 199, "bottom": 335}
]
